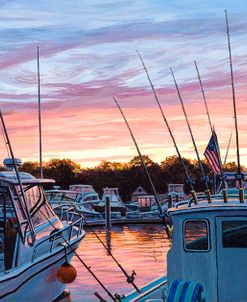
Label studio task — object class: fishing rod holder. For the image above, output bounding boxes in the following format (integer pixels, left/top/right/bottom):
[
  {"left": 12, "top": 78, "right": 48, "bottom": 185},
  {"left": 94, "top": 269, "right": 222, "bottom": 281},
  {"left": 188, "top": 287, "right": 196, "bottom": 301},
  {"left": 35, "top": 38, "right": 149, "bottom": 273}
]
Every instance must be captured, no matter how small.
[
  {"left": 202, "top": 175, "right": 211, "bottom": 184},
  {"left": 235, "top": 173, "right": 244, "bottom": 181},
  {"left": 126, "top": 270, "right": 136, "bottom": 284},
  {"left": 186, "top": 178, "right": 195, "bottom": 185}
]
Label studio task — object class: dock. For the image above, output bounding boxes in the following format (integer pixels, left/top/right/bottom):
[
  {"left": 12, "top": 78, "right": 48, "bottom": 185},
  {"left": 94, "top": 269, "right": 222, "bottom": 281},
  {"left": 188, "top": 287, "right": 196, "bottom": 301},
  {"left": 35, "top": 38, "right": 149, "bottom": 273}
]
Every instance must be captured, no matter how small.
[{"left": 84, "top": 217, "right": 167, "bottom": 227}]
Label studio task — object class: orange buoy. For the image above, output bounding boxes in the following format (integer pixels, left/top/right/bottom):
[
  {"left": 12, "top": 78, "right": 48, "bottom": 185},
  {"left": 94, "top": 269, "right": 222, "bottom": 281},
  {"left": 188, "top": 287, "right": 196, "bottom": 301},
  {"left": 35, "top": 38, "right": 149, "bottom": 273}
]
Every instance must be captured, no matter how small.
[{"left": 57, "top": 262, "right": 77, "bottom": 284}]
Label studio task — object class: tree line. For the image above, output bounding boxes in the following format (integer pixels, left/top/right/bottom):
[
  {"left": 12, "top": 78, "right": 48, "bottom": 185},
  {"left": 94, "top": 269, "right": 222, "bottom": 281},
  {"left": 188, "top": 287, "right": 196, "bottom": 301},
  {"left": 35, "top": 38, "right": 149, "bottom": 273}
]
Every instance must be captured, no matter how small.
[{"left": 17, "top": 156, "right": 242, "bottom": 201}]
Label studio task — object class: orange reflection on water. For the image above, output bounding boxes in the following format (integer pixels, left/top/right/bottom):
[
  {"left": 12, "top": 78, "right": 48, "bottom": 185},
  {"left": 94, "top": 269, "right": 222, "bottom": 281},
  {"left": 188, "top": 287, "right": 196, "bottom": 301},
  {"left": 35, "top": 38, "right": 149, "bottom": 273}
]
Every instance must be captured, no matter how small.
[{"left": 68, "top": 224, "right": 170, "bottom": 301}]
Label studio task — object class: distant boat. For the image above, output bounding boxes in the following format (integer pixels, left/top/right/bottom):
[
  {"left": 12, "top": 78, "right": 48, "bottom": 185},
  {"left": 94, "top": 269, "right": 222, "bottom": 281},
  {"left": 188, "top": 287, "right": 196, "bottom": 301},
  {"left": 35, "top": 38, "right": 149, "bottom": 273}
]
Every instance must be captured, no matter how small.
[
  {"left": 92, "top": 187, "right": 127, "bottom": 217},
  {"left": 0, "top": 162, "right": 85, "bottom": 301},
  {"left": 69, "top": 184, "right": 101, "bottom": 204},
  {"left": 46, "top": 189, "right": 103, "bottom": 222}
]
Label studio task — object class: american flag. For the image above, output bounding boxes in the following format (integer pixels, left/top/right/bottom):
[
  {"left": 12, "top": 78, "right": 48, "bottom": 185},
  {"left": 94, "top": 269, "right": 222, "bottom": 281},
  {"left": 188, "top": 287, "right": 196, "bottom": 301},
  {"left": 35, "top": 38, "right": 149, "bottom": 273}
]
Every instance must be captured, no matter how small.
[{"left": 204, "top": 130, "right": 221, "bottom": 174}]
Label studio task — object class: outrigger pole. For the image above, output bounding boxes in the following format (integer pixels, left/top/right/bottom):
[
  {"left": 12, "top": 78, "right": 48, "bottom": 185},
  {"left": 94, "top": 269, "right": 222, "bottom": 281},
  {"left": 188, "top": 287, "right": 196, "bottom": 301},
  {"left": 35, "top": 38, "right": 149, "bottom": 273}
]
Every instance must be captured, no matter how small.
[
  {"left": 225, "top": 10, "right": 244, "bottom": 203},
  {"left": 194, "top": 61, "right": 228, "bottom": 202},
  {"left": 37, "top": 47, "right": 43, "bottom": 178},
  {"left": 136, "top": 51, "right": 198, "bottom": 204},
  {"left": 113, "top": 97, "right": 172, "bottom": 239},
  {"left": 0, "top": 111, "right": 36, "bottom": 245},
  {"left": 170, "top": 68, "right": 212, "bottom": 202}
]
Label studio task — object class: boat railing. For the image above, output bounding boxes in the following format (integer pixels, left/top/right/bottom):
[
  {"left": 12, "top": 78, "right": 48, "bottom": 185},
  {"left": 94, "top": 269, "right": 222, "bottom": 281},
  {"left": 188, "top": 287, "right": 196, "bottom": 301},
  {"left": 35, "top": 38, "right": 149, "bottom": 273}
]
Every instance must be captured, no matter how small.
[{"left": 31, "top": 213, "right": 84, "bottom": 262}]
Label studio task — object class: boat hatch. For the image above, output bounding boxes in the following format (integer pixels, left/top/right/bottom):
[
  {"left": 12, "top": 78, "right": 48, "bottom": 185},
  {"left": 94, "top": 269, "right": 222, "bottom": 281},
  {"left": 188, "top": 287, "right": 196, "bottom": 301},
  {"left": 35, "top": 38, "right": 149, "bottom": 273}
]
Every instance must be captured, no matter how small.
[{"left": 167, "top": 214, "right": 217, "bottom": 302}]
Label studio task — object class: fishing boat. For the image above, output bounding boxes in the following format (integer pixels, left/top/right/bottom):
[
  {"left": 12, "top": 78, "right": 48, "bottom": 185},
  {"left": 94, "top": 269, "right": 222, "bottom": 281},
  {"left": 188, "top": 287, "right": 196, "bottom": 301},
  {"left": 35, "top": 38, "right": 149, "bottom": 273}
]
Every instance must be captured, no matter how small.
[
  {"left": 92, "top": 187, "right": 127, "bottom": 217},
  {"left": 46, "top": 189, "right": 103, "bottom": 222},
  {"left": 123, "top": 192, "right": 247, "bottom": 302},
  {"left": 0, "top": 161, "right": 85, "bottom": 302}
]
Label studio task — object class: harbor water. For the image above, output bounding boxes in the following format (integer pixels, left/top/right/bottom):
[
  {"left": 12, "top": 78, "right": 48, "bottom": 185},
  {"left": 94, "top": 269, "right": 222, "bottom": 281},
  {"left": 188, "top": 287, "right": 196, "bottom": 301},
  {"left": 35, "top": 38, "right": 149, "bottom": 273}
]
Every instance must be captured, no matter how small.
[{"left": 68, "top": 224, "right": 170, "bottom": 301}]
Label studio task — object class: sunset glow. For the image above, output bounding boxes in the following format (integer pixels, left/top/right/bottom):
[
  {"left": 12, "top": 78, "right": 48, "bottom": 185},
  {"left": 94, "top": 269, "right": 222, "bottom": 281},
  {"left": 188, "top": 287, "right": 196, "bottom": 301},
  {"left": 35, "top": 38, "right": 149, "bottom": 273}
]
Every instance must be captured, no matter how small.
[{"left": 1, "top": 1, "right": 247, "bottom": 167}]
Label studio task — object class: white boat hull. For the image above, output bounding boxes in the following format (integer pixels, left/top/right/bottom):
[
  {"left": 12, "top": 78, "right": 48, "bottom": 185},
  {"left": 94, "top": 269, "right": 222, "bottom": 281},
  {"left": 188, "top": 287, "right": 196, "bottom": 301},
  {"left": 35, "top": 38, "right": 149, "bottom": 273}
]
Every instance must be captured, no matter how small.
[{"left": 0, "top": 239, "right": 81, "bottom": 302}]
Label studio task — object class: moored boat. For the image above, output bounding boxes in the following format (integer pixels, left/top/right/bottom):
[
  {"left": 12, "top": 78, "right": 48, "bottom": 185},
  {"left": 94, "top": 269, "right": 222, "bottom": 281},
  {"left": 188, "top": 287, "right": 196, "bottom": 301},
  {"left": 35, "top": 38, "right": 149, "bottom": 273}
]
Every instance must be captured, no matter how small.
[
  {"left": 0, "top": 166, "right": 85, "bottom": 302},
  {"left": 46, "top": 189, "right": 103, "bottom": 222},
  {"left": 92, "top": 187, "right": 127, "bottom": 217},
  {"left": 123, "top": 193, "right": 247, "bottom": 302}
]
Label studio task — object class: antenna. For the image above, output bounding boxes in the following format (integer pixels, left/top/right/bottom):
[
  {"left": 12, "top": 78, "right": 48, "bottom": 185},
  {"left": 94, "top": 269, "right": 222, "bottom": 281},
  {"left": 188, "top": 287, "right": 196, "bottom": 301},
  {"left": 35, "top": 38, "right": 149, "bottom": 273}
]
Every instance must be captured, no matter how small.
[{"left": 37, "top": 47, "right": 43, "bottom": 178}]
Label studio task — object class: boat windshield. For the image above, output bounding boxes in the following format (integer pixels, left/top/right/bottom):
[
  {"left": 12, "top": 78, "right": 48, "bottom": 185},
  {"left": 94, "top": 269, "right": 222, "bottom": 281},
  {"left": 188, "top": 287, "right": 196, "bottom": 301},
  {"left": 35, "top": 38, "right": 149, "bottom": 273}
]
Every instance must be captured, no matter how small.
[
  {"left": 69, "top": 185, "right": 94, "bottom": 194},
  {"left": 46, "top": 191, "right": 78, "bottom": 203},
  {"left": 13, "top": 185, "right": 54, "bottom": 227},
  {"left": 25, "top": 185, "right": 54, "bottom": 226}
]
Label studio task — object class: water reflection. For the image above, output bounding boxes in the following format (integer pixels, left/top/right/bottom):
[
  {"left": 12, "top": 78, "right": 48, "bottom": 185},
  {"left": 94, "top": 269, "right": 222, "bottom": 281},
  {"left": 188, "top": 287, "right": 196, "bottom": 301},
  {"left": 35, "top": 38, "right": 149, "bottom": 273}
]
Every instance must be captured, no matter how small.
[
  {"left": 68, "top": 224, "right": 169, "bottom": 301},
  {"left": 106, "top": 230, "right": 112, "bottom": 255}
]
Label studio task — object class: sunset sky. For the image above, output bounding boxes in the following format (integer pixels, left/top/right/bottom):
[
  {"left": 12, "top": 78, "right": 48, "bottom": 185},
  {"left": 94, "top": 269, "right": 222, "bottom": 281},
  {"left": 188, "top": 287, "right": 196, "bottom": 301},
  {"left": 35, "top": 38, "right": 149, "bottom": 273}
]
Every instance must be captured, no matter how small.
[{"left": 0, "top": 1, "right": 247, "bottom": 168}]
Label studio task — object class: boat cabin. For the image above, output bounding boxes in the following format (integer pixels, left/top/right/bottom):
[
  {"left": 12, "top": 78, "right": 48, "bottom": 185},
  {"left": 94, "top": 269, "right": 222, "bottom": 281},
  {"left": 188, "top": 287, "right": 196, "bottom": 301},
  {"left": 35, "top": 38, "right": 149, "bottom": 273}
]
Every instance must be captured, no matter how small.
[
  {"left": 137, "top": 195, "right": 156, "bottom": 212},
  {"left": 167, "top": 197, "right": 247, "bottom": 302},
  {"left": 0, "top": 171, "right": 62, "bottom": 272}
]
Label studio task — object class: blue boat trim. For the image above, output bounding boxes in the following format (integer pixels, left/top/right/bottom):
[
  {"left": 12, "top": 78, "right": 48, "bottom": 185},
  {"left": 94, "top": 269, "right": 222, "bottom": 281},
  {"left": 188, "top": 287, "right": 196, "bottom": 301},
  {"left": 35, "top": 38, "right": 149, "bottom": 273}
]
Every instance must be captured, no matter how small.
[{"left": 122, "top": 275, "right": 167, "bottom": 301}]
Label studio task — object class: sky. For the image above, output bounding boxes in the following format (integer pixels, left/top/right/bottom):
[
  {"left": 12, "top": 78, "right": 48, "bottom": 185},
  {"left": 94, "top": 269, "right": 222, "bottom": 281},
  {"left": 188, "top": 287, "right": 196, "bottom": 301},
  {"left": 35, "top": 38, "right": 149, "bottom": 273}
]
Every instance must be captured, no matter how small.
[{"left": 0, "top": 0, "right": 247, "bottom": 168}]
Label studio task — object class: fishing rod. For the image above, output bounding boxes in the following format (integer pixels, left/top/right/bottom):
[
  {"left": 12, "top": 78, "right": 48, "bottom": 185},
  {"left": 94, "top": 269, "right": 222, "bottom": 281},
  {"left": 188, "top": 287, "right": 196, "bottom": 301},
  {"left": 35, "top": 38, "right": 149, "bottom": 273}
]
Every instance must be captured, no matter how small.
[
  {"left": 218, "top": 131, "right": 233, "bottom": 193},
  {"left": 136, "top": 51, "right": 198, "bottom": 204},
  {"left": 0, "top": 111, "right": 36, "bottom": 245},
  {"left": 223, "top": 131, "right": 232, "bottom": 166},
  {"left": 68, "top": 205, "right": 140, "bottom": 293},
  {"left": 37, "top": 47, "right": 43, "bottom": 178},
  {"left": 89, "top": 227, "right": 140, "bottom": 292},
  {"left": 194, "top": 61, "right": 213, "bottom": 132},
  {"left": 170, "top": 68, "right": 212, "bottom": 202},
  {"left": 113, "top": 97, "right": 172, "bottom": 239},
  {"left": 225, "top": 10, "right": 244, "bottom": 202},
  {"left": 39, "top": 208, "right": 120, "bottom": 302},
  {"left": 194, "top": 61, "right": 228, "bottom": 201}
]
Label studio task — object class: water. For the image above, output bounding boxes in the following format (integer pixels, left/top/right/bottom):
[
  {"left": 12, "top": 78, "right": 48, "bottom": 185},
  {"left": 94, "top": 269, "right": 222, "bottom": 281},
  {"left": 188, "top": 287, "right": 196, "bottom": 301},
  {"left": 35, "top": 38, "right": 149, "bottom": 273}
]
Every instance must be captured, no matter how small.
[{"left": 68, "top": 224, "right": 170, "bottom": 301}]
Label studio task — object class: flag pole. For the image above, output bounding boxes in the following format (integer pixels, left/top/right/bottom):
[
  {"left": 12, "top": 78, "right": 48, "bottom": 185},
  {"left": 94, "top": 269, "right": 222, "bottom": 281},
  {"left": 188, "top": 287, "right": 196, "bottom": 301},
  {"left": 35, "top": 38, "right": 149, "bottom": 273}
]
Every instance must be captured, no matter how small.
[
  {"left": 225, "top": 10, "right": 243, "bottom": 202},
  {"left": 194, "top": 61, "right": 228, "bottom": 201},
  {"left": 136, "top": 51, "right": 198, "bottom": 204}
]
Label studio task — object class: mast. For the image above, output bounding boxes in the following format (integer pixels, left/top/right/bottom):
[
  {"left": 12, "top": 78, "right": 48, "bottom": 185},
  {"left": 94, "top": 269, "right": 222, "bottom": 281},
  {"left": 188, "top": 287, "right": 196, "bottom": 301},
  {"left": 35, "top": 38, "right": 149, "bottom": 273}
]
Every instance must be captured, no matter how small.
[
  {"left": 225, "top": 10, "right": 243, "bottom": 202},
  {"left": 37, "top": 47, "right": 43, "bottom": 178}
]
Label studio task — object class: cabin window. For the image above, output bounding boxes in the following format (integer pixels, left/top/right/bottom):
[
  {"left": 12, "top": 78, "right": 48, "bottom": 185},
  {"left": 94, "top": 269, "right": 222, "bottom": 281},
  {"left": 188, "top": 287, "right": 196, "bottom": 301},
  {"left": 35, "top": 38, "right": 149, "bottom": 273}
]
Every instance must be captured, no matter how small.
[
  {"left": 184, "top": 220, "right": 209, "bottom": 251},
  {"left": 222, "top": 221, "right": 247, "bottom": 248}
]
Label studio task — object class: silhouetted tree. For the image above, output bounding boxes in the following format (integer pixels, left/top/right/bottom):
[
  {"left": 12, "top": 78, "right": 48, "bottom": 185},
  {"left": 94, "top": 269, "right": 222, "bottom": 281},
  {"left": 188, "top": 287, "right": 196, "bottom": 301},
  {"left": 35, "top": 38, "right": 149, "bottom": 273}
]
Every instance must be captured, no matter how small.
[{"left": 43, "top": 158, "right": 80, "bottom": 189}]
